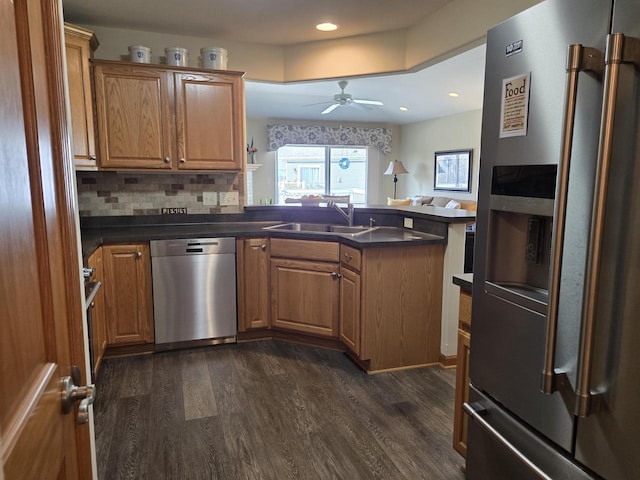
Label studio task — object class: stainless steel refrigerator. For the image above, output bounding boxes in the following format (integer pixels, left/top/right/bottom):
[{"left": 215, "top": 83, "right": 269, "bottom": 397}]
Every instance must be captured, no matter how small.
[{"left": 467, "top": 0, "right": 640, "bottom": 478}]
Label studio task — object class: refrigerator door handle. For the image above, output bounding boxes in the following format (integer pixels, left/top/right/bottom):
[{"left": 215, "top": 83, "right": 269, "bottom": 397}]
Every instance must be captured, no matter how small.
[
  {"left": 463, "top": 402, "right": 553, "bottom": 480},
  {"left": 576, "top": 33, "right": 640, "bottom": 417},
  {"left": 542, "top": 44, "right": 604, "bottom": 395}
]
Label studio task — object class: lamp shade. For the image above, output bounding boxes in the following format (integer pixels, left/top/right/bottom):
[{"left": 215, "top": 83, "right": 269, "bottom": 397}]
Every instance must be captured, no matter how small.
[{"left": 384, "top": 160, "right": 409, "bottom": 175}]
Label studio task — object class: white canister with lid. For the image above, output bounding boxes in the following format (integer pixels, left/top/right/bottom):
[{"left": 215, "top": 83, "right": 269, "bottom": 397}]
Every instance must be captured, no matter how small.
[
  {"left": 128, "top": 45, "right": 151, "bottom": 63},
  {"left": 165, "top": 47, "right": 188, "bottom": 67},
  {"left": 200, "top": 47, "right": 228, "bottom": 70}
]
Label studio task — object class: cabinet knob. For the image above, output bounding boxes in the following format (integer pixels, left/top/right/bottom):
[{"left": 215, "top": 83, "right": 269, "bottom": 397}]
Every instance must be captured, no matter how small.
[
  {"left": 136, "top": 251, "right": 142, "bottom": 259},
  {"left": 179, "top": 158, "right": 186, "bottom": 163},
  {"left": 89, "top": 156, "right": 96, "bottom": 162},
  {"left": 261, "top": 244, "right": 267, "bottom": 251},
  {"left": 331, "top": 272, "right": 342, "bottom": 279},
  {"left": 164, "top": 157, "right": 171, "bottom": 163},
  {"left": 344, "top": 253, "right": 353, "bottom": 261}
]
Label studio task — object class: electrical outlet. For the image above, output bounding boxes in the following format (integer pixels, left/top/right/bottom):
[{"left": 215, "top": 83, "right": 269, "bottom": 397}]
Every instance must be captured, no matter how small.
[
  {"left": 219, "top": 191, "right": 239, "bottom": 206},
  {"left": 404, "top": 217, "right": 414, "bottom": 229},
  {"left": 202, "top": 192, "right": 217, "bottom": 206}
]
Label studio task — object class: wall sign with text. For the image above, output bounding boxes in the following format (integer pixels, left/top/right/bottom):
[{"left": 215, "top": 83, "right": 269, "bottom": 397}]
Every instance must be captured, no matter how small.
[{"left": 499, "top": 73, "right": 531, "bottom": 138}]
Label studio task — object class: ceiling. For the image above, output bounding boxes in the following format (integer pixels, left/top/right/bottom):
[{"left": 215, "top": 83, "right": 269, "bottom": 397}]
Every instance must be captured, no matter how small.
[
  {"left": 61, "top": 0, "right": 451, "bottom": 46},
  {"left": 62, "top": 0, "right": 485, "bottom": 124},
  {"left": 246, "top": 45, "right": 485, "bottom": 125}
]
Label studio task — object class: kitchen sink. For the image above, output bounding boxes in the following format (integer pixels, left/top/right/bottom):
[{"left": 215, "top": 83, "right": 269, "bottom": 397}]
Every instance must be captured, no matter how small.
[{"left": 264, "top": 223, "right": 373, "bottom": 235}]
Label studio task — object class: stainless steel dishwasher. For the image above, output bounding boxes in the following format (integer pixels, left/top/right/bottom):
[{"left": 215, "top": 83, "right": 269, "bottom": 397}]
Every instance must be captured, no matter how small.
[{"left": 150, "top": 237, "right": 237, "bottom": 348}]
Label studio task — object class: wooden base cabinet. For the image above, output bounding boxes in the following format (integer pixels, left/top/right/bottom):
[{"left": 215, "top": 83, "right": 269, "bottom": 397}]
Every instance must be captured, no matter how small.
[
  {"left": 237, "top": 238, "right": 270, "bottom": 331},
  {"left": 270, "top": 239, "right": 340, "bottom": 338},
  {"left": 103, "top": 244, "right": 154, "bottom": 346},
  {"left": 94, "top": 60, "right": 245, "bottom": 171},
  {"left": 338, "top": 244, "right": 444, "bottom": 372},
  {"left": 453, "top": 290, "right": 472, "bottom": 457},
  {"left": 339, "top": 267, "right": 361, "bottom": 355},
  {"left": 87, "top": 247, "right": 106, "bottom": 376},
  {"left": 64, "top": 23, "right": 98, "bottom": 170}
]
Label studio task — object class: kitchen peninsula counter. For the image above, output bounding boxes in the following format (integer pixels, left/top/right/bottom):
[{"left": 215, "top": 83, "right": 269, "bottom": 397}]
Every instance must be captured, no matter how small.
[{"left": 79, "top": 204, "right": 474, "bottom": 259}]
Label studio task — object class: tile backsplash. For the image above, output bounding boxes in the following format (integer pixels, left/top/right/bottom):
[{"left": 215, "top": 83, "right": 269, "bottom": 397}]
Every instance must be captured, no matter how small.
[{"left": 77, "top": 171, "right": 244, "bottom": 216}]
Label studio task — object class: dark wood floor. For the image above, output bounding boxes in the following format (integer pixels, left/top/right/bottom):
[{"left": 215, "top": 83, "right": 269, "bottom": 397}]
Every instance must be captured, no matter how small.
[{"left": 94, "top": 340, "right": 465, "bottom": 480}]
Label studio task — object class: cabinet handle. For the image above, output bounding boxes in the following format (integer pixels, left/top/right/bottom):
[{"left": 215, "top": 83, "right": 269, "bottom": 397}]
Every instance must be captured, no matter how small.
[
  {"left": 331, "top": 272, "right": 342, "bottom": 279},
  {"left": 89, "top": 156, "right": 96, "bottom": 162},
  {"left": 136, "top": 251, "right": 142, "bottom": 259},
  {"left": 179, "top": 158, "right": 186, "bottom": 163},
  {"left": 344, "top": 253, "right": 353, "bottom": 261},
  {"left": 164, "top": 157, "right": 171, "bottom": 163},
  {"left": 261, "top": 244, "right": 267, "bottom": 251}
]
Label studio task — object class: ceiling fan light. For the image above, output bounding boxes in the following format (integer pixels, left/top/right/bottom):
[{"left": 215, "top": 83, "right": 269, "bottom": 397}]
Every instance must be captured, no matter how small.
[{"left": 316, "top": 22, "right": 338, "bottom": 31}]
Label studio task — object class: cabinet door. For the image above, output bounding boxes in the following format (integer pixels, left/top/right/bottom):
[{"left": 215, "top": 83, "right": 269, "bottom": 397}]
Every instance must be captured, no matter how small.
[
  {"left": 64, "top": 24, "right": 97, "bottom": 170},
  {"left": 339, "top": 267, "right": 361, "bottom": 355},
  {"left": 453, "top": 328, "right": 471, "bottom": 457},
  {"left": 237, "top": 238, "right": 270, "bottom": 331},
  {"left": 94, "top": 62, "right": 173, "bottom": 170},
  {"left": 174, "top": 71, "right": 244, "bottom": 170},
  {"left": 103, "top": 244, "right": 154, "bottom": 345},
  {"left": 271, "top": 258, "right": 339, "bottom": 337},
  {"left": 87, "top": 247, "right": 106, "bottom": 376}
]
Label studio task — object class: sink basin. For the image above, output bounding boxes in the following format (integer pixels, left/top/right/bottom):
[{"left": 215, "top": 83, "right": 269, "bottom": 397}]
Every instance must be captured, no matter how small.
[{"left": 264, "top": 223, "right": 372, "bottom": 235}]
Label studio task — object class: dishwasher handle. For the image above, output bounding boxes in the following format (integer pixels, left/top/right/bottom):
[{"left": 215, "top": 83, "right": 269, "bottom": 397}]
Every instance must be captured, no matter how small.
[
  {"left": 150, "top": 237, "right": 236, "bottom": 257},
  {"left": 186, "top": 247, "right": 204, "bottom": 253}
]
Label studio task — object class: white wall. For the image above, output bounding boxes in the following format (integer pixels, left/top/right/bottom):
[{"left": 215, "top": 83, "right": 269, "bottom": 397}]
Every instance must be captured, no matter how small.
[
  {"left": 397, "top": 109, "right": 482, "bottom": 200},
  {"left": 246, "top": 118, "right": 400, "bottom": 205}
]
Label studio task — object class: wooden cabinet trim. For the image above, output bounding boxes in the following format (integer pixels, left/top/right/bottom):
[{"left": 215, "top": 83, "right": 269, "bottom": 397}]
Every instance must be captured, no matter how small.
[{"left": 339, "top": 267, "right": 361, "bottom": 355}]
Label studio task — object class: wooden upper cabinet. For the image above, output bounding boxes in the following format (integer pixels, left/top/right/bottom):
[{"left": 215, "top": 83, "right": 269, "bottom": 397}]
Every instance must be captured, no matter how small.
[
  {"left": 64, "top": 23, "right": 98, "bottom": 170},
  {"left": 175, "top": 72, "right": 244, "bottom": 170},
  {"left": 94, "top": 62, "right": 173, "bottom": 170},
  {"left": 93, "top": 60, "right": 245, "bottom": 171}
]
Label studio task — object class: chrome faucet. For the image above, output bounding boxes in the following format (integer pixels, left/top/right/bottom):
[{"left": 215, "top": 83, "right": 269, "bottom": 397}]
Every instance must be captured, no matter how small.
[{"left": 328, "top": 201, "right": 354, "bottom": 226}]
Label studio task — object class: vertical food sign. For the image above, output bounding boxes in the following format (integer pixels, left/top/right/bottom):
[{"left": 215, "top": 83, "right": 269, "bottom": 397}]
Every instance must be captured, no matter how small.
[{"left": 499, "top": 73, "right": 531, "bottom": 138}]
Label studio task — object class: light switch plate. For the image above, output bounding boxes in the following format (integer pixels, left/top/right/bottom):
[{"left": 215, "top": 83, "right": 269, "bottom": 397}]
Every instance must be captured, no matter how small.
[
  {"left": 404, "top": 217, "right": 414, "bottom": 229},
  {"left": 219, "top": 191, "right": 239, "bottom": 206},
  {"left": 202, "top": 192, "right": 217, "bottom": 206}
]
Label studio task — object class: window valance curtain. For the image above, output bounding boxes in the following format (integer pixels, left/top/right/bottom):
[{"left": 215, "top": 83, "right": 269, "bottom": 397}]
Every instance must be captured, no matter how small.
[{"left": 267, "top": 124, "right": 392, "bottom": 154}]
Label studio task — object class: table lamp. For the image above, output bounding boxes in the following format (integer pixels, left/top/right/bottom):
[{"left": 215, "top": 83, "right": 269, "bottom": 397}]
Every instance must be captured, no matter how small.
[{"left": 384, "top": 160, "right": 409, "bottom": 199}]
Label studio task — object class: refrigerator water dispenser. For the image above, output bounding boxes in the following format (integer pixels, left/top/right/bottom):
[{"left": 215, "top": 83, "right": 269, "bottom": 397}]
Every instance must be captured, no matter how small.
[{"left": 485, "top": 165, "right": 557, "bottom": 314}]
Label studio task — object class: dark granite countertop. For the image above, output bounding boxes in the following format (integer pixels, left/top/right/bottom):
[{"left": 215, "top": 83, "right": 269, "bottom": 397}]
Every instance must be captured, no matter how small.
[
  {"left": 245, "top": 204, "right": 476, "bottom": 223},
  {"left": 79, "top": 204, "right": 470, "bottom": 260},
  {"left": 453, "top": 273, "right": 473, "bottom": 292},
  {"left": 81, "top": 221, "right": 445, "bottom": 260}
]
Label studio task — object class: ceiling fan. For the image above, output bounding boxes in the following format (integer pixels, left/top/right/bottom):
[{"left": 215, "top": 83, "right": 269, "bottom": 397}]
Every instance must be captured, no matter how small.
[{"left": 317, "top": 80, "right": 384, "bottom": 115}]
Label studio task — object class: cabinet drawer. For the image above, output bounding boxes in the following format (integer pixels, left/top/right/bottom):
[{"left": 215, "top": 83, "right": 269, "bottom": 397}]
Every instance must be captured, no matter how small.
[
  {"left": 459, "top": 290, "right": 472, "bottom": 331},
  {"left": 270, "top": 238, "right": 339, "bottom": 262},
  {"left": 340, "top": 244, "right": 361, "bottom": 272}
]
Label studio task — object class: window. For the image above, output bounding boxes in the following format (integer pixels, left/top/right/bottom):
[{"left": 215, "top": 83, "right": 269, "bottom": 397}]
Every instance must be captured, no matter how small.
[{"left": 276, "top": 145, "right": 367, "bottom": 204}]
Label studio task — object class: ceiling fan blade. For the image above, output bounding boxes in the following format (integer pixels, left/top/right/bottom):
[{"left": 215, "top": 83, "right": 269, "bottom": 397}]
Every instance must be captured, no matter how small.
[
  {"left": 321, "top": 103, "right": 340, "bottom": 115},
  {"left": 353, "top": 99, "right": 384, "bottom": 106},
  {"left": 302, "top": 101, "right": 335, "bottom": 107}
]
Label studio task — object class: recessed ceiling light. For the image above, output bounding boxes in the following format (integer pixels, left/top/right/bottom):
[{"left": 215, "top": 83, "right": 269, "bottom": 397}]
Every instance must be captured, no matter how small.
[
  {"left": 316, "top": 22, "right": 338, "bottom": 32},
  {"left": 448, "top": 92, "right": 460, "bottom": 97},
  {"left": 399, "top": 106, "right": 409, "bottom": 111}
]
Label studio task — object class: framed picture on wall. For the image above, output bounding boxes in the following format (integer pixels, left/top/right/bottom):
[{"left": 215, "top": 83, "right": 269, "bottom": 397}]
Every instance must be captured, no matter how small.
[{"left": 434, "top": 149, "right": 473, "bottom": 192}]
